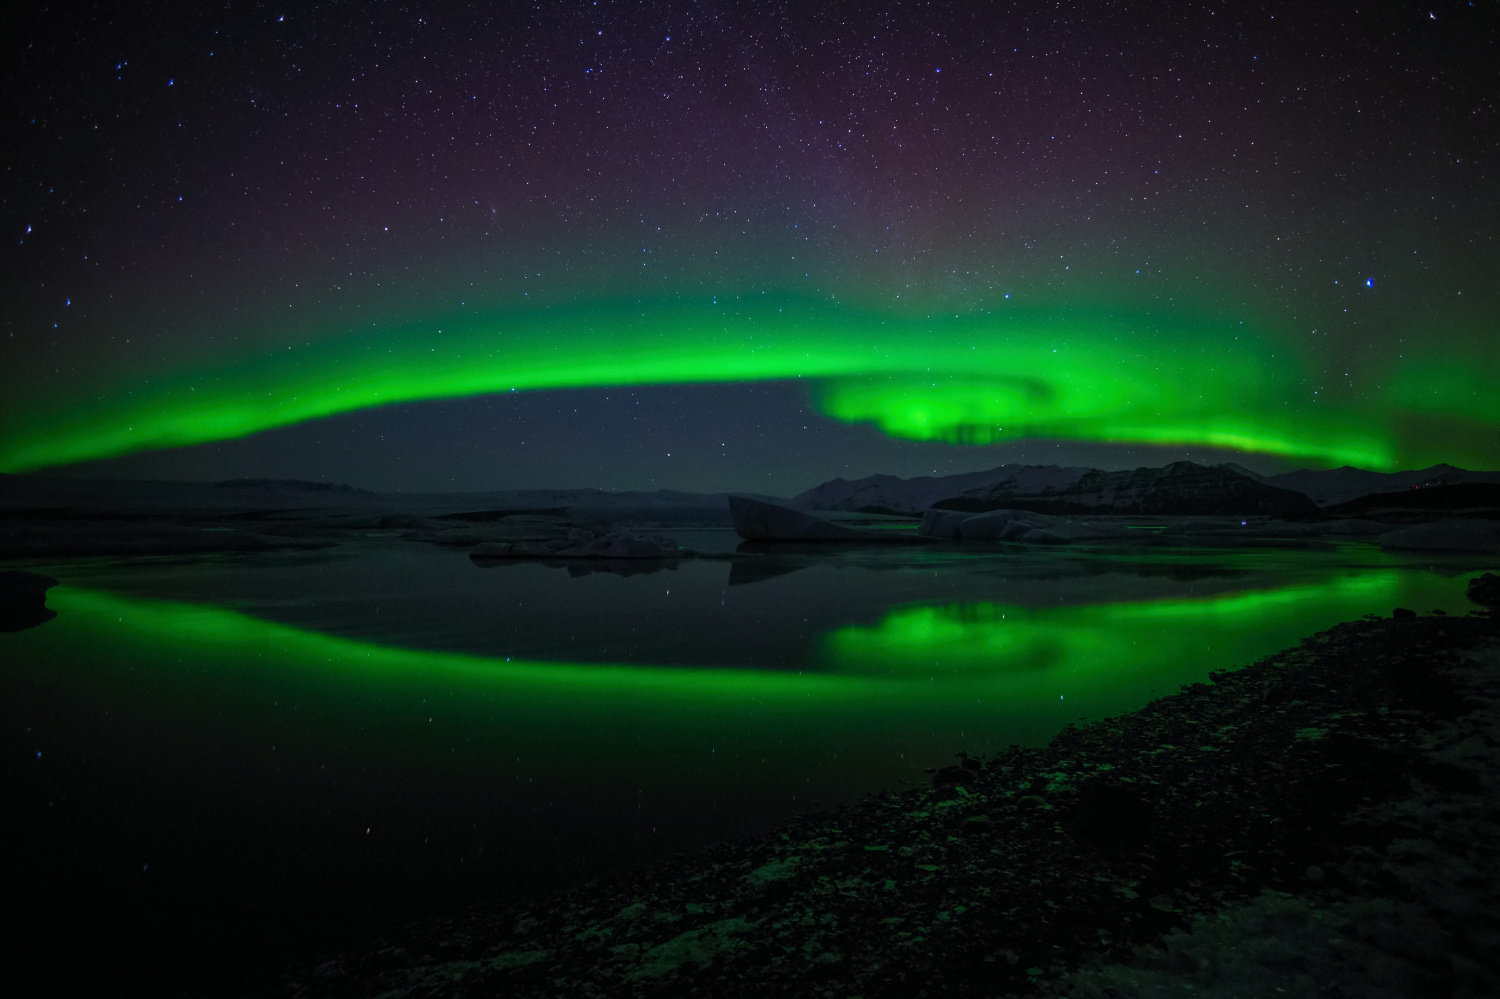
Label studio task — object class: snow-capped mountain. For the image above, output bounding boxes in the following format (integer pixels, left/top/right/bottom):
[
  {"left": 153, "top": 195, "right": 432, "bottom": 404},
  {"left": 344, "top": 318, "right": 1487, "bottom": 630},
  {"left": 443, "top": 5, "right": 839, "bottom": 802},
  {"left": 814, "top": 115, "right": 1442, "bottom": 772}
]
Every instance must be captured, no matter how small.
[
  {"left": 789, "top": 465, "right": 1092, "bottom": 517},
  {"left": 792, "top": 461, "right": 1317, "bottom": 518}
]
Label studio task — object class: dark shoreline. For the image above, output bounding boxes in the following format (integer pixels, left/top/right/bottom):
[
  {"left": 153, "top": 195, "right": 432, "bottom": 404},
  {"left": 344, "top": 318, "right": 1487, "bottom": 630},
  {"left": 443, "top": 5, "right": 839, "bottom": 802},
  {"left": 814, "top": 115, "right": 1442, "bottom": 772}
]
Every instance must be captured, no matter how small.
[{"left": 268, "top": 604, "right": 1500, "bottom": 998}]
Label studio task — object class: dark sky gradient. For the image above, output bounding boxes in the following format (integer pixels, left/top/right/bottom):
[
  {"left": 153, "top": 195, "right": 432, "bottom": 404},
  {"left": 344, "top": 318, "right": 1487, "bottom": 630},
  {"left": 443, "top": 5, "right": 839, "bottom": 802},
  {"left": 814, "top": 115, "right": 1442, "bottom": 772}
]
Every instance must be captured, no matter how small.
[{"left": 4, "top": 1, "right": 1496, "bottom": 492}]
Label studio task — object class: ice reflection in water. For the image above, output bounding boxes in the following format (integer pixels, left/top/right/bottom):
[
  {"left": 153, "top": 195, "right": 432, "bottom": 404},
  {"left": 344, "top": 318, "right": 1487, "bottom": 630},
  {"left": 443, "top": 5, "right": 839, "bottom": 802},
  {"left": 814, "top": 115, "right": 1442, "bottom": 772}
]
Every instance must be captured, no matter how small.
[
  {"left": 3, "top": 541, "right": 1492, "bottom": 994},
  {"left": 823, "top": 573, "right": 1396, "bottom": 693}
]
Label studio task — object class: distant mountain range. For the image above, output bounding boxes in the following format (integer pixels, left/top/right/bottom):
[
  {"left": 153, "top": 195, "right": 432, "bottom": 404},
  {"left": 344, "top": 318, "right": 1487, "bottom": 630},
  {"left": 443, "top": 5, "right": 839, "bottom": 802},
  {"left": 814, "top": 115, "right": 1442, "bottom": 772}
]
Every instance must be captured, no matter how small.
[
  {"left": 792, "top": 461, "right": 1500, "bottom": 518},
  {"left": 7, "top": 461, "right": 1500, "bottom": 523},
  {"left": 1260, "top": 464, "right": 1500, "bottom": 507}
]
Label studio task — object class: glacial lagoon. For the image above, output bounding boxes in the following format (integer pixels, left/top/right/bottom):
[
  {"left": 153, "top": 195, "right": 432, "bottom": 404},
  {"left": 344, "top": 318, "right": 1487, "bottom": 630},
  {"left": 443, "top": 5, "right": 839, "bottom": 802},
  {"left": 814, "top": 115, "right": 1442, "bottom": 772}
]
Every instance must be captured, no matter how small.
[{"left": 4, "top": 536, "right": 1494, "bottom": 992}]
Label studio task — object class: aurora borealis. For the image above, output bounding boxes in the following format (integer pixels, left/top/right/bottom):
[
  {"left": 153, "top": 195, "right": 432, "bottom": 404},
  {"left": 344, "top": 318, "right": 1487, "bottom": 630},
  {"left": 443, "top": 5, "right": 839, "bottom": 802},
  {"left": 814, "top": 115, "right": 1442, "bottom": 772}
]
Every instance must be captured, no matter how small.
[
  {"left": 0, "top": 298, "right": 1399, "bottom": 472},
  {"left": 4, "top": 2, "right": 1497, "bottom": 488}
]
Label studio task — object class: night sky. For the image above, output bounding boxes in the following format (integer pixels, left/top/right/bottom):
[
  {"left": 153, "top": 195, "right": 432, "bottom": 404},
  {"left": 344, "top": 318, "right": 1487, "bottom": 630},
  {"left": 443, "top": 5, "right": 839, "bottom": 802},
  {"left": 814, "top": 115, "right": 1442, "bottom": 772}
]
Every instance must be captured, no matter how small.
[{"left": 3, "top": 1, "right": 1496, "bottom": 494}]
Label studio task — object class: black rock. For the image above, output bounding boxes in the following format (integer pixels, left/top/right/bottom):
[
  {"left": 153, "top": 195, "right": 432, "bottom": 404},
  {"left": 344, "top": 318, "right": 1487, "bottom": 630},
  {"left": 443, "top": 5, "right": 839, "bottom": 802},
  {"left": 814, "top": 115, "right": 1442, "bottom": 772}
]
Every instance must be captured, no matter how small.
[
  {"left": 1070, "top": 783, "right": 1156, "bottom": 852},
  {"left": 1467, "top": 573, "right": 1500, "bottom": 607},
  {"left": 961, "top": 815, "right": 992, "bottom": 834},
  {"left": 0, "top": 571, "right": 55, "bottom": 598},
  {"left": 0, "top": 570, "right": 58, "bottom": 633},
  {"left": 1392, "top": 607, "right": 1417, "bottom": 619},
  {"left": 930, "top": 766, "right": 968, "bottom": 788},
  {"left": 1412, "top": 759, "right": 1483, "bottom": 795}
]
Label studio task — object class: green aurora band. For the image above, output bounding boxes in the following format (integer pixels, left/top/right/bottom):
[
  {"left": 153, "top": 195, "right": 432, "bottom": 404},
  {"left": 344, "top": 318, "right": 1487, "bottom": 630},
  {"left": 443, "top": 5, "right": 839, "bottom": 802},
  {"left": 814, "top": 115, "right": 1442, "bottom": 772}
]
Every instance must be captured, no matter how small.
[{"left": 4, "top": 294, "right": 1480, "bottom": 472}]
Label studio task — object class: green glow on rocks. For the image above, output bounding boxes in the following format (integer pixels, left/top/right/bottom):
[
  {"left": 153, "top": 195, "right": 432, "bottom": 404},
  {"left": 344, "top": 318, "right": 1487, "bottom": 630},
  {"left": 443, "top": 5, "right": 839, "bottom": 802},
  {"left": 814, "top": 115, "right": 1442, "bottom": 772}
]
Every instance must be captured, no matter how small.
[{"left": 0, "top": 296, "right": 1408, "bottom": 471}]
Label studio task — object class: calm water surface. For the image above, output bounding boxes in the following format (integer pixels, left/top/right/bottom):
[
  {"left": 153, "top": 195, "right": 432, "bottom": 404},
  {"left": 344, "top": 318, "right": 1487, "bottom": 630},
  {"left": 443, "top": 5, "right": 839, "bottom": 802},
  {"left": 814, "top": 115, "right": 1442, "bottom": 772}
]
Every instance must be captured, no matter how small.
[{"left": 3, "top": 536, "right": 1494, "bottom": 994}]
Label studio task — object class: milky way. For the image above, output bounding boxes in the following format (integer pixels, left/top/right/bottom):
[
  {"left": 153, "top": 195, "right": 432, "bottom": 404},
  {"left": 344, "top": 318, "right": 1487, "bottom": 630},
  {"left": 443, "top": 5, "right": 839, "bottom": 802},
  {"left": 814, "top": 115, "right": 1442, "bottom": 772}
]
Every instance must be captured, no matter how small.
[{"left": 4, "top": 2, "right": 1496, "bottom": 486}]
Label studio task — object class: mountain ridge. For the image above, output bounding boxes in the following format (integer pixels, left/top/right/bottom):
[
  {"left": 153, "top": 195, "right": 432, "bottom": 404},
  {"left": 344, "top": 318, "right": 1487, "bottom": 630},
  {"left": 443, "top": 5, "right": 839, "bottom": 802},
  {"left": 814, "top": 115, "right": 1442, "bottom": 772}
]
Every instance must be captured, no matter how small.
[
  {"left": 1266, "top": 464, "right": 1500, "bottom": 507},
  {"left": 792, "top": 461, "right": 1500, "bottom": 518}
]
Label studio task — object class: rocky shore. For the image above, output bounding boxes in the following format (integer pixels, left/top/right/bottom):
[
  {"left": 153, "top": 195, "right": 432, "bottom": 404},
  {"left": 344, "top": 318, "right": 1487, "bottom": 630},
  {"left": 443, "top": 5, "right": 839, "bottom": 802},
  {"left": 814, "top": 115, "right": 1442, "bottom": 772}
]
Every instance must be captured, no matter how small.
[{"left": 271, "top": 597, "right": 1500, "bottom": 998}]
